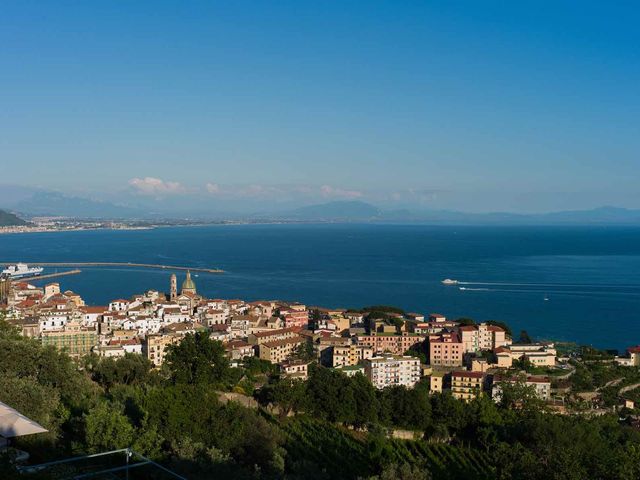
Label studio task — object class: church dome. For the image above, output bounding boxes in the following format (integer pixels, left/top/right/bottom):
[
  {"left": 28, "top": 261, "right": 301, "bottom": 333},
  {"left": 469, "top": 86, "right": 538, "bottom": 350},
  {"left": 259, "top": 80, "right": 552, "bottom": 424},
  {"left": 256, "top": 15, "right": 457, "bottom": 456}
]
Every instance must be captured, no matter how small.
[{"left": 181, "top": 270, "right": 197, "bottom": 294}]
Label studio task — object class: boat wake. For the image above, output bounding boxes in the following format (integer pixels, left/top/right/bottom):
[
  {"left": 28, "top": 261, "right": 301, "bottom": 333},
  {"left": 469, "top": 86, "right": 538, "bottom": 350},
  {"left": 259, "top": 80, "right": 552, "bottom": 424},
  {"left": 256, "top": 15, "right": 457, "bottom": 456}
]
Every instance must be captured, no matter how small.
[{"left": 457, "top": 281, "right": 640, "bottom": 289}]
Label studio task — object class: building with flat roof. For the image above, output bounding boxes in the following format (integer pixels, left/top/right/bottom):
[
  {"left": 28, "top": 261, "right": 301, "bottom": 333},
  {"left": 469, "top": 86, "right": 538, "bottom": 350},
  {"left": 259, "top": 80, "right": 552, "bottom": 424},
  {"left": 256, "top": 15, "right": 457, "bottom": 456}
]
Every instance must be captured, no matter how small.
[
  {"left": 429, "top": 332, "right": 464, "bottom": 367},
  {"left": 495, "top": 343, "right": 556, "bottom": 368},
  {"left": 41, "top": 321, "right": 97, "bottom": 357},
  {"left": 356, "top": 332, "right": 423, "bottom": 356},
  {"left": 363, "top": 355, "right": 421, "bottom": 389},
  {"left": 332, "top": 344, "right": 375, "bottom": 367},
  {"left": 451, "top": 371, "right": 486, "bottom": 402},
  {"left": 144, "top": 333, "right": 180, "bottom": 367}
]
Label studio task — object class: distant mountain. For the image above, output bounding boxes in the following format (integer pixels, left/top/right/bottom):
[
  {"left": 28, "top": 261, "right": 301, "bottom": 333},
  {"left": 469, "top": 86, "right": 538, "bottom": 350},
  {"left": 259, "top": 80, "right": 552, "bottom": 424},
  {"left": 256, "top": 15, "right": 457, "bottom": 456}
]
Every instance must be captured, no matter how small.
[
  {"left": 379, "top": 206, "right": 640, "bottom": 225},
  {"left": 13, "top": 192, "right": 144, "bottom": 219},
  {"left": 0, "top": 209, "right": 29, "bottom": 226},
  {"left": 259, "top": 202, "right": 640, "bottom": 225},
  {"left": 279, "top": 201, "right": 382, "bottom": 221},
  {"left": 534, "top": 206, "right": 640, "bottom": 224}
]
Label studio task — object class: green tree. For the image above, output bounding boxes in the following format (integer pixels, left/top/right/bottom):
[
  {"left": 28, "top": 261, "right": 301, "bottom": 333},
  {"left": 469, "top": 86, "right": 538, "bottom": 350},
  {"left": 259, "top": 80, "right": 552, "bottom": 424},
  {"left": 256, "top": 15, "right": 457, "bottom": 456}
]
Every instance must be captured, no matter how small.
[
  {"left": 518, "top": 330, "right": 533, "bottom": 344},
  {"left": 257, "top": 377, "right": 309, "bottom": 417},
  {"left": 165, "top": 332, "right": 231, "bottom": 387},
  {"left": 89, "top": 353, "right": 153, "bottom": 389},
  {"left": 457, "top": 317, "right": 475, "bottom": 326},
  {"left": 84, "top": 402, "right": 134, "bottom": 452}
]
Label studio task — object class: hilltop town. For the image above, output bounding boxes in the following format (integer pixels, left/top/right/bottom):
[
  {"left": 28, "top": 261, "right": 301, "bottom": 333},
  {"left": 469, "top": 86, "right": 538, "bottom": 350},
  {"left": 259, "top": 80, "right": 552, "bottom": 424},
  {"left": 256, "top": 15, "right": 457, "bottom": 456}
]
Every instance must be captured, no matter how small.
[{"left": 2, "top": 271, "right": 640, "bottom": 413}]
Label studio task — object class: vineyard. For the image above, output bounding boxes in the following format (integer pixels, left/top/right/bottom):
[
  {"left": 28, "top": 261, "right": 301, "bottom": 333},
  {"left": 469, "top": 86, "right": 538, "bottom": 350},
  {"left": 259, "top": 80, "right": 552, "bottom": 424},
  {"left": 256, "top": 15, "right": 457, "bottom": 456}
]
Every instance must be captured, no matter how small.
[{"left": 279, "top": 416, "right": 494, "bottom": 479}]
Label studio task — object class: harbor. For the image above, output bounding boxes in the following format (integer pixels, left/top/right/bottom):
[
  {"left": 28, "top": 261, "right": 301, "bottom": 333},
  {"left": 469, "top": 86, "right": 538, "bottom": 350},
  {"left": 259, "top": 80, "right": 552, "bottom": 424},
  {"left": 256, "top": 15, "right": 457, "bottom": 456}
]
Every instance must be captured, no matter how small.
[{"left": 1, "top": 262, "right": 224, "bottom": 275}]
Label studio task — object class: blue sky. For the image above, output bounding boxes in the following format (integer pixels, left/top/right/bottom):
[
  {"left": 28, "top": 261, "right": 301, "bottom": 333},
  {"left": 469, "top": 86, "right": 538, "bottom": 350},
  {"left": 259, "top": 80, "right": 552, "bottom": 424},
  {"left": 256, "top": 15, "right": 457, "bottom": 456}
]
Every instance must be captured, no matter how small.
[{"left": 1, "top": 1, "right": 639, "bottom": 212}]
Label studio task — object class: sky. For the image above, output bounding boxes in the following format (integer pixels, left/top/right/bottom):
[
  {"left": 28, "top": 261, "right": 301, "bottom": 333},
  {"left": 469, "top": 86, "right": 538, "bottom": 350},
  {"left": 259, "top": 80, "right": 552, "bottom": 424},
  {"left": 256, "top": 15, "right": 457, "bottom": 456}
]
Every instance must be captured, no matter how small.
[{"left": 1, "top": 1, "right": 639, "bottom": 213}]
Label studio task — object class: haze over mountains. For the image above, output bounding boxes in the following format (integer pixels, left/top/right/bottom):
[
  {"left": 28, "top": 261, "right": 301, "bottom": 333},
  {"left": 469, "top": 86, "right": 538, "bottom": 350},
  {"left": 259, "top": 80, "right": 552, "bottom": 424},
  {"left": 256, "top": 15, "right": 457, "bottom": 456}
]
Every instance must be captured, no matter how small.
[{"left": 2, "top": 186, "right": 640, "bottom": 225}]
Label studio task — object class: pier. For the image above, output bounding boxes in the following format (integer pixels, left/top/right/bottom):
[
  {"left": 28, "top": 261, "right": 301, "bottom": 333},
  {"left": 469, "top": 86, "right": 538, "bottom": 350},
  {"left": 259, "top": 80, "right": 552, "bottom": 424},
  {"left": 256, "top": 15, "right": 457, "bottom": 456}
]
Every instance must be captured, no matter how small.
[
  {"left": 2, "top": 262, "right": 224, "bottom": 275},
  {"left": 16, "top": 269, "right": 82, "bottom": 283}
]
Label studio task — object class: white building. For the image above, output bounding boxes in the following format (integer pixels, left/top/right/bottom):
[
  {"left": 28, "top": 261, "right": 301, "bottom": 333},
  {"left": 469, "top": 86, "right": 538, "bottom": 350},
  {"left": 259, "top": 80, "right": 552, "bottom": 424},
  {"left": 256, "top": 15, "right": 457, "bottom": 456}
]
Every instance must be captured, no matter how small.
[{"left": 363, "top": 355, "right": 422, "bottom": 389}]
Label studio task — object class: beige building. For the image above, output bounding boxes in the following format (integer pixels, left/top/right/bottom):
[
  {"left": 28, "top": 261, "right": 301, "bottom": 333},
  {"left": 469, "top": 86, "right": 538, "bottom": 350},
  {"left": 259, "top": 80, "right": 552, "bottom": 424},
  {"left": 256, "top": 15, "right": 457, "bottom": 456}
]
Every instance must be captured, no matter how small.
[
  {"left": 495, "top": 343, "right": 557, "bottom": 368},
  {"left": 356, "top": 332, "right": 423, "bottom": 356},
  {"left": 225, "top": 340, "right": 255, "bottom": 361},
  {"left": 281, "top": 359, "right": 311, "bottom": 379},
  {"left": 145, "top": 333, "right": 180, "bottom": 367},
  {"left": 451, "top": 371, "right": 486, "bottom": 402},
  {"left": 364, "top": 355, "right": 422, "bottom": 389},
  {"left": 332, "top": 344, "right": 374, "bottom": 367},
  {"left": 428, "top": 371, "right": 445, "bottom": 394},
  {"left": 459, "top": 323, "right": 511, "bottom": 353},
  {"left": 248, "top": 327, "right": 299, "bottom": 345},
  {"left": 258, "top": 335, "right": 304, "bottom": 364}
]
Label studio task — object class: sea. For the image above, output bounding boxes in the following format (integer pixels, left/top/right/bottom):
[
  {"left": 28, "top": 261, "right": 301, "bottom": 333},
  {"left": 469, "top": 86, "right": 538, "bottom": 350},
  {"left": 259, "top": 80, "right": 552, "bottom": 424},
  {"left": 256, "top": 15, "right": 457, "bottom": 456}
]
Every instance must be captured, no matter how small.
[{"left": 1, "top": 224, "right": 639, "bottom": 352}]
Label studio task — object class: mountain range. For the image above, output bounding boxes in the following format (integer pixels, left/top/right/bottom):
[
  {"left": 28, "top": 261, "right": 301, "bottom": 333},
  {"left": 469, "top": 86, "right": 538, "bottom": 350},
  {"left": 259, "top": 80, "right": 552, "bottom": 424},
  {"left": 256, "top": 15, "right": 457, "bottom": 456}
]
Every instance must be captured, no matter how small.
[
  {"left": 2, "top": 186, "right": 640, "bottom": 225},
  {"left": 278, "top": 202, "right": 640, "bottom": 225}
]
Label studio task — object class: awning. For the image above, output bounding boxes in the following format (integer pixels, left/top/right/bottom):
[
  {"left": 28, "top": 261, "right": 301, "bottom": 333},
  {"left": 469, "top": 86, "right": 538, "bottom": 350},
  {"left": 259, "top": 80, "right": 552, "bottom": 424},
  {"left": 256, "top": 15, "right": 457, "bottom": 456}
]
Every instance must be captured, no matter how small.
[{"left": 0, "top": 401, "right": 48, "bottom": 438}]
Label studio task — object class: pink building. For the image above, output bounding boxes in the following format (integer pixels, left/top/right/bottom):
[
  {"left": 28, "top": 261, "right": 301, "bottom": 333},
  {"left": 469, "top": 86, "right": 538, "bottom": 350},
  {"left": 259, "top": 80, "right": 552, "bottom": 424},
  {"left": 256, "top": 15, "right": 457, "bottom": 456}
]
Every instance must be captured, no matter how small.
[
  {"left": 356, "top": 332, "right": 423, "bottom": 356},
  {"left": 429, "top": 332, "right": 464, "bottom": 367}
]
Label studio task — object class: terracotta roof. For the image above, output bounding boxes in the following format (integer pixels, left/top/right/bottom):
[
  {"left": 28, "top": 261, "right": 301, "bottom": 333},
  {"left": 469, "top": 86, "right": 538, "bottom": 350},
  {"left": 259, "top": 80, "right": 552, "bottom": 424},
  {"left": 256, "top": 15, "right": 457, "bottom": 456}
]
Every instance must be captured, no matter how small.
[
  {"left": 252, "top": 327, "right": 297, "bottom": 338},
  {"left": 211, "top": 324, "right": 230, "bottom": 332},
  {"left": 452, "top": 371, "right": 484, "bottom": 379},
  {"left": 261, "top": 336, "right": 304, "bottom": 348},
  {"left": 82, "top": 306, "right": 107, "bottom": 314},
  {"left": 109, "top": 338, "right": 141, "bottom": 346}
]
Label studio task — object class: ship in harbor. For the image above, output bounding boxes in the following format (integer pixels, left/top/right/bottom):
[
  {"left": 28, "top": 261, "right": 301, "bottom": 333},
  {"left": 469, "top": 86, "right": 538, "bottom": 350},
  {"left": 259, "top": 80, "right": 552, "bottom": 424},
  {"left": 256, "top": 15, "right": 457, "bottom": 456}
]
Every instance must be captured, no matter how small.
[
  {"left": 441, "top": 278, "right": 458, "bottom": 285},
  {"left": 2, "top": 263, "right": 44, "bottom": 278}
]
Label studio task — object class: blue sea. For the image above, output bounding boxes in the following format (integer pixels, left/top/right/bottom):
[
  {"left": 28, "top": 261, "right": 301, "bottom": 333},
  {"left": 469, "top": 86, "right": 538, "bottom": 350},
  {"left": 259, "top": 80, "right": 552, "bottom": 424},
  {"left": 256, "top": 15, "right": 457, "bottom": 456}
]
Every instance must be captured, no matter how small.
[{"left": 1, "top": 224, "right": 639, "bottom": 351}]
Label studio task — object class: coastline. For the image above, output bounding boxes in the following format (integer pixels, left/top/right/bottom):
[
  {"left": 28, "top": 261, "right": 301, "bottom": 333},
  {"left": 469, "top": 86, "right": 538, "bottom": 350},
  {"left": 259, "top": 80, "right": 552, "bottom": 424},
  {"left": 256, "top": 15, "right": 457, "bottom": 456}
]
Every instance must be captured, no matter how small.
[{"left": 0, "top": 225, "right": 154, "bottom": 235}]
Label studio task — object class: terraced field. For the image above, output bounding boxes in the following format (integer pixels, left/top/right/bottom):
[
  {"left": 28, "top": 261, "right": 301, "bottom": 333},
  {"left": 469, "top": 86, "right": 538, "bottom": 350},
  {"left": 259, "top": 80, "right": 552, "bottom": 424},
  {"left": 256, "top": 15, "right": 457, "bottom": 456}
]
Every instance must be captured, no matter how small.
[{"left": 279, "top": 416, "right": 494, "bottom": 479}]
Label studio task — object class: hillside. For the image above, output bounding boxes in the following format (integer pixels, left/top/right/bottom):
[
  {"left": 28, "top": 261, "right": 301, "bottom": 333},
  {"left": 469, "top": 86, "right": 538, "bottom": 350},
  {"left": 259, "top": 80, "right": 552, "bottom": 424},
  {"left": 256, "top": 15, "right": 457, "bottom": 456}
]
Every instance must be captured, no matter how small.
[{"left": 0, "top": 209, "right": 29, "bottom": 226}]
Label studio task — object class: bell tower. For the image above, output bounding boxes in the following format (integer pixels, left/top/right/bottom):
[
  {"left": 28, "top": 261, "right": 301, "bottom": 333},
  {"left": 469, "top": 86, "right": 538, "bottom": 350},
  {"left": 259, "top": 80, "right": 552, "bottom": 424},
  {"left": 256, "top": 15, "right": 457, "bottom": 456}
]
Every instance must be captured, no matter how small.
[{"left": 170, "top": 273, "right": 177, "bottom": 300}]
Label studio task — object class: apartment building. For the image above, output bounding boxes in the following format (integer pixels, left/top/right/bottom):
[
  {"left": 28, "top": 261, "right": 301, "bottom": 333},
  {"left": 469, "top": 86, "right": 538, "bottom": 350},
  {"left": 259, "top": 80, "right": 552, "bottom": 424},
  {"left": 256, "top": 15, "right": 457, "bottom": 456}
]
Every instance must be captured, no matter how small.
[
  {"left": 451, "top": 371, "right": 486, "bottom": 402},
  {"left": 429, "top": 332, "right": 464, "bottom": 367},
  {"left": 258, "top": 335, "right": 304, "bottom": 363},
  {"left": 145, "top": 333, "right": 180, "bottom": 367},
  {"left": 363, "top": 355, "right": 422, "bottom": 389},
  {"left": 356, "top": 332, "right": 423, "bottom": 356},
  {"left": 248, "top": 327, "right": 299, "bottom": 345},
  {"left": 40, "top": 320, "right": 97, "bottom": 357},
  {"left": 459, "top": 323, "right": 511, "bottom": 353},
  {"left": 332, "top": 344, "right": 375, "bottom": 367}
]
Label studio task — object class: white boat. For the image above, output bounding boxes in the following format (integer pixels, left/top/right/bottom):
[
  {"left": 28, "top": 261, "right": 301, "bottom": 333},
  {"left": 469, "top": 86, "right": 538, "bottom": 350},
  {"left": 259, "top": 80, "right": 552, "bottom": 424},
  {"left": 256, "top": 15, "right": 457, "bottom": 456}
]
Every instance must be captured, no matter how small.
[
  {"left": 2, "top": 263, "right": 44, "bottom": 278},
  {"left": 441, "top": 278, "right": 458, "bottom": 285}
]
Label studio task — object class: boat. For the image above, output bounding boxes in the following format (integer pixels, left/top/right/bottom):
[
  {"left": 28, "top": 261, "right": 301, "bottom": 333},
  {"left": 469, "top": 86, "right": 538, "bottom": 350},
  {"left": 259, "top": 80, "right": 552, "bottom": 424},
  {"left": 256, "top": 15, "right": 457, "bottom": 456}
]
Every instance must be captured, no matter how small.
[
  {"left": 2, "top": 263, "right": 44, "bottom": 278},
  {"left": 441, "top": 278, "right": 458, "bottom": 285}
]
